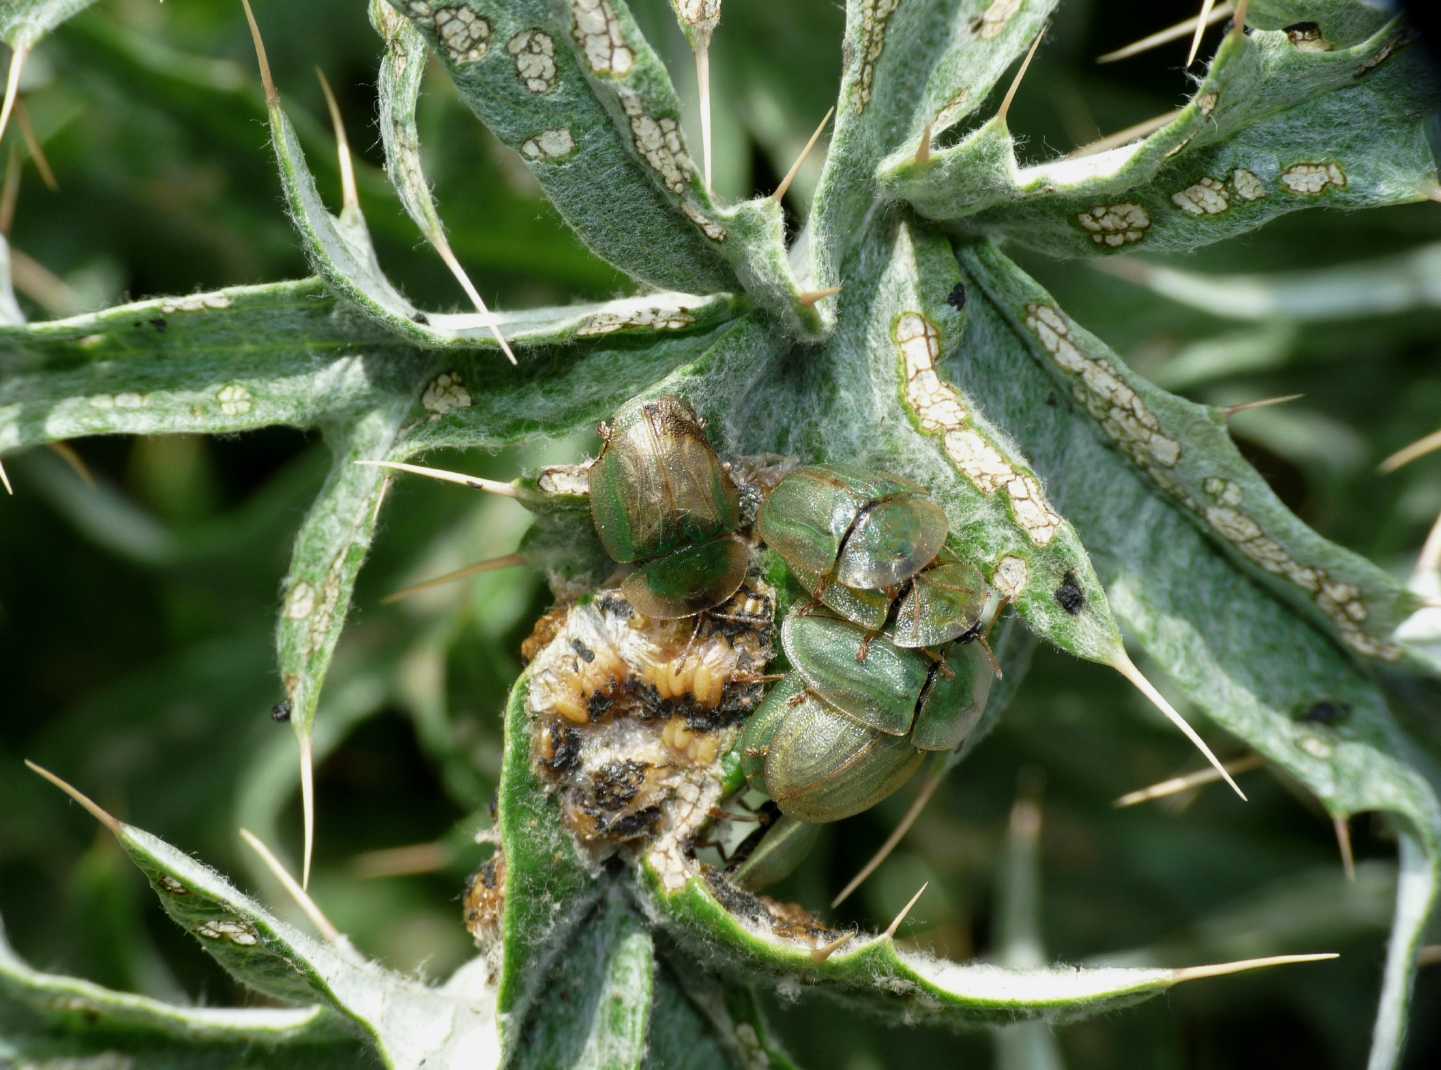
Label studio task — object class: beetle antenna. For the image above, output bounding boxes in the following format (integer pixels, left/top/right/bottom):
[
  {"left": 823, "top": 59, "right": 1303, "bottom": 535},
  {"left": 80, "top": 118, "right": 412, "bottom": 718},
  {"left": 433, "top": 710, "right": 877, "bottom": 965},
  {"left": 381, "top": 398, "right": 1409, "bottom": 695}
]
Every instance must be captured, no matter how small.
[
  {"left": 832, "top": 760, "right": 947, "bottom": 907},
  {"left": 881, "top": 881, "right": 929, "bottom": 940},
  {"left": 1334, "top": 815, "right": 1356, "bottom": 882},
  {"left": 1110, "top": 650, "right": 1247, "bottom": 801},
  {"left": 24, "top": 759, "right": 121, "bottom": 834},
  {"left": 356, "top": 459, "right": 520, "bottom": 498},
  {"left": 1113, "top": 752, "right": 1263, "bottom": 807},
  {"left": 240, "top": 828, "right": 342, "bottom": 943},
  {"left": 1379, "top": 427, "right": 1441, "bottom": 474},
  {"left": 383, "top": 553, "right": 528, "bottom": 603},
  {"left": 1097, "top": 2, "right": 1233, "bottom": 63},
  {"left": 772, "top": 107, "right": 834, "bottom": 204}
]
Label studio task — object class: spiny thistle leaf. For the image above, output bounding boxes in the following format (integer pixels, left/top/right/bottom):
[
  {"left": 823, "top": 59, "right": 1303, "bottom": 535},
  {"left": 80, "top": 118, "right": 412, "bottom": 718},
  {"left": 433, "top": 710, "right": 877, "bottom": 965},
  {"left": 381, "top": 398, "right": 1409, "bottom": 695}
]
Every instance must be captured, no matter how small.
[
  {"left": 884, "top": 15, "right": 1438, "bottom": 255},
  {"left": 20, "top": 766, "right": 501, "bottom": 1069},
  {"left": 1, "top": 917, "right": 369, "bottom": 1067}
]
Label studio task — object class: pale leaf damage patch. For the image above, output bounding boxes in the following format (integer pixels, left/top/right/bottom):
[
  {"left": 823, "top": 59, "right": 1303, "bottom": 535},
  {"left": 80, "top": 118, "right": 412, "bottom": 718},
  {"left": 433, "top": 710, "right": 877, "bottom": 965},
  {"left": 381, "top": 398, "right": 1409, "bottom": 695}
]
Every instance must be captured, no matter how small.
[
  {"left": 973, "top": 0, "right": 1022, "bottom": 40},
  {"left": 408, "top": 3, "right": 490, "bottom": 65},
  {"left": 1172, "top": 177, "right": 1229, "bottom": 216},
  {"left": 217, "top": 383, "right": 253, "bottom": 417},
  {"left": 521, "top": 128, "right": 576, "bottom": 161},
  {"left": 896, "top": 311, "right": 1062, "bottom": 547},
  {"left": 422, "top": 372, "right": 471, "bottom": 418},
  {"left": 1231, "top": 168, "right": 1266, "bottom": 201},
  {"left": 576, "top": 305, "right": 696, "bottom": 336},
  {"left": 572, "top": 0, "right": 634, "bottom": 77},
  {"left": 1077, "top": 203, "right": 1150, "bottom": 247},
  {"left": 854, "top": 0, "right": 900, "bottom": 111},
  {"left": 620, "top": 90, "right": 692, "bottom": 195},
  {"left": 1280, "top": 162, "right": 1347, "bottom": 195},
  {"left": 1024, "top": 303, "right": 1397, "bottom": 660},
  {"left": 508, "top": 30, "right": 557, "bottom": 94}
]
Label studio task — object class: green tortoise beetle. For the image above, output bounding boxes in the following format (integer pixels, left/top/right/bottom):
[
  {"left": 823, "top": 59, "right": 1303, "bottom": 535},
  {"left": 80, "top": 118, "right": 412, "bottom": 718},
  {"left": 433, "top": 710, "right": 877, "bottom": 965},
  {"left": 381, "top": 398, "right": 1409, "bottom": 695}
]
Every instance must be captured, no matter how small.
[
  {"left": 758, "top": 464, "right": 1000, "bottom": 649},
  {"left": 738, "top": 613, "right": 995, "bottom": 824},
  {"left": 362, "top": 395, "right": 749, "bottom": 619},
  {"left": 757, "top": 464, "right": 948, "bottom": 599},
  {"left": 588, "top": 396, "right": 749, "bottom": 619}
]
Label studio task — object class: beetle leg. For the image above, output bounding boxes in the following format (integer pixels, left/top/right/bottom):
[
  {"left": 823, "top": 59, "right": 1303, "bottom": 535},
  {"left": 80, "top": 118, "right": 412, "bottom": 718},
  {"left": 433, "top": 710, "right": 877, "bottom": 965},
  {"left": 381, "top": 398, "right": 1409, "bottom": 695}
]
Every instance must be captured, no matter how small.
[
  {"left": 975, "top": 635, "right": 1004, "bottom": 680},
  {"left": 918, "top": 646, "right": 956, "bottom": 678},
  {"left": 731, "top": 672, "right": 786, "bottom": 684},
  {"left": 855, "top": 629, "right": 880, "bottom": 663}
]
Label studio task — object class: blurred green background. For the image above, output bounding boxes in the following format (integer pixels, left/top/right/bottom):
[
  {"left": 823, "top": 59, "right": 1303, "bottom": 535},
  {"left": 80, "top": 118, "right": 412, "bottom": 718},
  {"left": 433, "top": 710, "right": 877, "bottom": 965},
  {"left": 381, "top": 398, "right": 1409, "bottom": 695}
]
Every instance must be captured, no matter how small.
[{"left": 3, "top": 1, "right": 1440, "bottom": 1066}]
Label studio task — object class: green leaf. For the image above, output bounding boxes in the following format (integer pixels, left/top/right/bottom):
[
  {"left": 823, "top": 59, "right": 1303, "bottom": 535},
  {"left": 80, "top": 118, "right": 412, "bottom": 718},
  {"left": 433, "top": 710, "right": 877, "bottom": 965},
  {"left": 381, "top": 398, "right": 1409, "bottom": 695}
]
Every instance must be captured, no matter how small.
[
  {"left": 0, "top": 0, "right": 96, "bottom": 48},
  {"left": 511, "top": 889, "right": 655, "bottom": 1070},
  {"left": 640, "top": 859, "right": 1335, "bottom": 1028},
  {"left": 810, "top": 0, "right": 1057, "bottom": 290},
  {"left": 961, "top": 241, "right": 1425, "bottom": 666},
  {"left": 23, "top": 766, "right": 502, "bottom": 1069},
  {"left": 945, "top": 241, "right": 1441, "bottom": 1070},
  {"left": 2, "top": 914, "right": 368, "bottom": 1067},
  {"left": 883, "top": 16, "right": 1438, "bottom": 256},
  {"left": 386, "top": 0, "right": 732, "bottom": 295},
  {"left": 387, "top": 1, "right": 824, "bottom": 335}
]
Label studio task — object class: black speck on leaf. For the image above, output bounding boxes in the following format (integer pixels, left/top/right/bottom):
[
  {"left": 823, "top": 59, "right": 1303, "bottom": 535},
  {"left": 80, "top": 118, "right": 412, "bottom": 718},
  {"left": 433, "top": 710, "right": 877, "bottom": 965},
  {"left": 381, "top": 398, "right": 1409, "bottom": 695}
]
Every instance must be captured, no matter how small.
[
  {"left": 1054, "top": 571, "right": 1085, "bottom": 615},
  {"left": 946, "top": 283, "right": 967, "bottom": 311}
]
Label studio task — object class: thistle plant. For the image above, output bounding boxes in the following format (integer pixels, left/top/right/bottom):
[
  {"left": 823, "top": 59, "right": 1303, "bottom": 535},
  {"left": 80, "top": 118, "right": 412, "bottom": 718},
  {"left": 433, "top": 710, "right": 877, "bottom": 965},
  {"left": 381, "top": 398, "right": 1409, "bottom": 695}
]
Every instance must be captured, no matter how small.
[{"left": 3, "top": 1, "right": 1440, "bottom": 1068}]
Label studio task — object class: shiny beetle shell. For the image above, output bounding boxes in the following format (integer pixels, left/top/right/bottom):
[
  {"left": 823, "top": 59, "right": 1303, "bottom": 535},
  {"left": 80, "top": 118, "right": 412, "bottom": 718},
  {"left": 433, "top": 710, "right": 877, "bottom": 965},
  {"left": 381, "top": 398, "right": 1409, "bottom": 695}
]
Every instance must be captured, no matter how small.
[
  {"left": 757, "top": 465, "right": 948, "bottom": 592},
  {"left": 588, "top": 396, "right": 740, "bottom": 564},
  {"left": 740, "top": 618, "right": 995, "bottom": 823}
]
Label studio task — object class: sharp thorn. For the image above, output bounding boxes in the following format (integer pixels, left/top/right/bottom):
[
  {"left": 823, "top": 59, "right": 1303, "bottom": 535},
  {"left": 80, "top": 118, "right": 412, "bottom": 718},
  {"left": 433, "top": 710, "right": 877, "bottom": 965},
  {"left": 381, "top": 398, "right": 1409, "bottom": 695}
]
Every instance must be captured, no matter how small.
[
  {"left": 432, "top": 240, "right": 516, "bottom": 364},
  {"left": 24, "top": 759, "right": 121, "bottom": 834},
  {"left": 1113, "top": 753, "right": 1264, "bottom": 808},
  {"left": 48, "top": 441, "right": 96, "bottom": 488},
  {"left": 0, "top": 44, "right": 27, "bottom": 146},
  {"left": 314, "top": 69, "right": 359, "bottom": 221},
  {"left": 1379, "top": 427, "right": 1441, "bottom": 474},
  {"left": 14, "top": 100, "right": 56, "bottom": 191},
  {"left": 914, "top": 119, "right": 933, "bottom": 166},
  {"left": 1222, "top": 393, "right": 1305, "bottom": 420},
  {"left": 1, "top": 145, "right": 20, "bottom": 236},
  {"left": 0, "top": 459, "right": 11, "bottom": 495},
  {"left": 833, "top": 763, "right": 947, "bottom": 908},
  {"left": 1187, "top": 1, "right": 1219, "bottom": 66},
  {"left": 809, "top": 930, "right": 853, "bottom": 963},
  {"left": 240, "top": 828, "right": 342, "bottom": 943},
  {"left": 239, "top": 0, "right": 279, "bottom": 105},
  {"left": 882, "top": 881, "right": 929, "bottom": 941},
  {"left": 998, "top": 27, "right": 1046, "bottom": 125},
  {"left": 299, "top": 734, "right": 315, "bottom": 891},
  {"left": 1097, "top": 2, "right": 1233, "bottom": 63},
  {"left": 1066, "top": 108, "right": 1182, "bottom": 159},
  {"left": 1333, "top": 815, "right": 1356, "bottom": 882},
  {"left": 696, "top": 44, "right": 712, "bottom": 193},
  {"left": 797, "top": 287, "right": 841, "bottom": 307},
  {"left": 1230, "top": 0, "right": 1252, "bottom": 45},
  {"left": 1416, "top": 509, "right": 1441, "bottom": 577},
  {"left": 356, "top": 459, "right": 520, "bottom": 497},
  {"left": 1170, "top": 952, "right": 1337, "bottom": 985},
  {"left": 771, "top": 106, "right": 834, "bottom": 204},
  {"left": 1110, "top": 649, "right": 1246, "bottom": 801},
  {"left": 351, "top": 840, "right": 450, "bottom": 879},
  {"left": 383, "top": 553, "right": 528, "bottom": 604}
]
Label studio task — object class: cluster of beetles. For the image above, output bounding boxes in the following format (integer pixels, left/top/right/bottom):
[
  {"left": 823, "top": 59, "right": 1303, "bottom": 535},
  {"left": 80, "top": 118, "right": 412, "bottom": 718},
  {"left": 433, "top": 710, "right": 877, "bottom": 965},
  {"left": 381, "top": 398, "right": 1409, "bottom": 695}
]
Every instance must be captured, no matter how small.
[{"left": 395, "top": 394, "right": 1006, "bottom": 896}]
